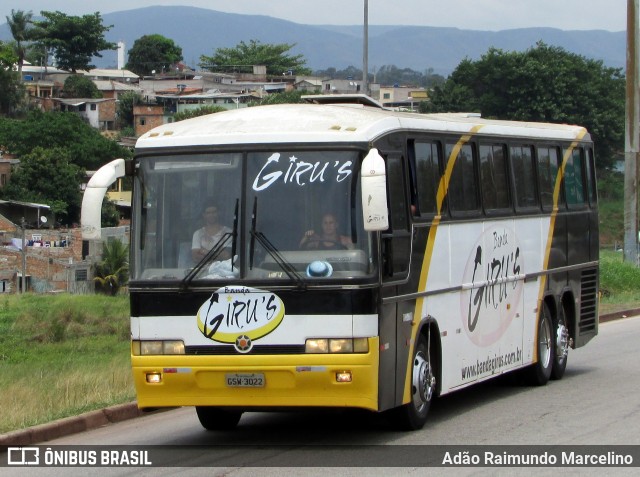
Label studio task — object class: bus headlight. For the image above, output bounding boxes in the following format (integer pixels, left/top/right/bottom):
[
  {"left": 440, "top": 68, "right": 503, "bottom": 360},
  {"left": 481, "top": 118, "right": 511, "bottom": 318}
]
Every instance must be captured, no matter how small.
[
  {"left": 305, "top": 338, "right": 369, "bottom": 354},
  {"left": 132, "top": 340, "right": 185, "bottom": 355}
]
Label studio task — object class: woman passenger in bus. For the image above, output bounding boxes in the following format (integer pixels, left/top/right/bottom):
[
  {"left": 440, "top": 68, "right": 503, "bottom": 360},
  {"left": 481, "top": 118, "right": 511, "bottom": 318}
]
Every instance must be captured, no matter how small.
[
  {"left": 191, "top": 202, "right": 232, "bottom": 263},
  {"left": 299, "top": 213, "right": 354, "bottom": 250}
]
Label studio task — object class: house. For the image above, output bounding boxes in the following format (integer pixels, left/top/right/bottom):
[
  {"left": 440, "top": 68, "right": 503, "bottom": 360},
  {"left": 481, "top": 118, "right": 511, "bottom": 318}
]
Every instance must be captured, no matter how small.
[
  {"left": 379, "top": 86, "right": 429, "bottom": 110},
  {"left": 52, "top": 98, "right": 117, "bottom": 130},
  {"left": 0, "top": 202, "right": 129, "bottom": 294}
]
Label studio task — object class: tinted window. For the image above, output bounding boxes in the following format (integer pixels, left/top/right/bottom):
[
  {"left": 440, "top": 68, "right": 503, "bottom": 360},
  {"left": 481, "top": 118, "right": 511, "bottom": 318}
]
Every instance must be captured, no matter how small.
[
  {"left": 564, "top": 147, "right": 586, "bottom": 207},
  {"left": 479, "top": 144, "right": 510, "bottom": 210},
  {"left": 510, "top": 145, "right": 538, "bottom": 209},
  {"left": 415, "top": 141, "right": 442, "bottom": 215},
  {"left": 538, "top": 146, "right": 561, "bottom": 210},
  {"left": 446, "top": 143, "right": 479, "bottom": 214}
]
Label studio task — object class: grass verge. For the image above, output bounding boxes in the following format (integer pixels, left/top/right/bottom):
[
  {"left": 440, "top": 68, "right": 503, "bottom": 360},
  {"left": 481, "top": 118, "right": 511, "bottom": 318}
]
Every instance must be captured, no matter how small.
[{"left": 0, "top": 293, "right": 133, "bottom": 434}]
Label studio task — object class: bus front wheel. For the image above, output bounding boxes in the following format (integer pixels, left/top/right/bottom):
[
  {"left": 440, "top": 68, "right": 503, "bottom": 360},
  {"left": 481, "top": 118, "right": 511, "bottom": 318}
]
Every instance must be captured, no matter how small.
[
  {"left": 195, "top": 406, "right": 243, "bottom": 431},
  {"left": 394, "top": 334, "right": 436, "bottom": 430}
]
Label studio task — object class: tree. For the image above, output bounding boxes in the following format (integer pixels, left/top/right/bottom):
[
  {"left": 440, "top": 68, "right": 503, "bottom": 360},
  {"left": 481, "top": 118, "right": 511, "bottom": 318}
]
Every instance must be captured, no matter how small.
[
  {"left": 200, "top": 39, "right": 311, "bottom": 76},
  {"left": 0, "top": 111, "right": 128, "bottom": 170},
  {"left": 249, "top": 90, "right": 307, "bottom": 106},
  {"left": 126, "top": 34, "right": 183, "bottom": 77},
  {"left": 31, "top": 11, "right": 117, "bottom": 72},
  {"left": 423, "top": 43, "right": 624, "bottom": 170},
  {"left": 6, "top": 9, "right": 34, "bottom": 79},
  {"left": 0, "top": 147, "right": 84, "bottom": 225},
  {"left": 116, "top": 91, "right": 143, "bottom": 129},
  {"left": 0, "top": 41, "right": 24, "bottom": 116},
  {"left": 63, "top": 75, "right": 102, "bottom": 98},
  {"left": 93, "top": 239, "right": 129, "bottom": 296},
  {"left": 173, "top": 105, "right": 227, "bottom": 122}
]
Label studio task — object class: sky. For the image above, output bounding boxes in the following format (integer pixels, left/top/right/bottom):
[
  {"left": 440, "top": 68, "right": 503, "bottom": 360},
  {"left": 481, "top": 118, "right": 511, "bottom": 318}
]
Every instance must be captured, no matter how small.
[{"left": 0, "top": 0, "right": 628, "bottom": 32}]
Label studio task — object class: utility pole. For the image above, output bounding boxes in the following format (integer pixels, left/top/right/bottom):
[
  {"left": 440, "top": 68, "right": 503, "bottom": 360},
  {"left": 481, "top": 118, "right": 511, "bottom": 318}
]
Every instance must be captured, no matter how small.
[
  {"left": 624, "top": 0, "right": 640, "bottom": 264},
  {"left": 21, "top": 217, "right": 26, "bottom": 293},
  {"left": 363, "top": 0, "right": 369, "bottom": 96}
]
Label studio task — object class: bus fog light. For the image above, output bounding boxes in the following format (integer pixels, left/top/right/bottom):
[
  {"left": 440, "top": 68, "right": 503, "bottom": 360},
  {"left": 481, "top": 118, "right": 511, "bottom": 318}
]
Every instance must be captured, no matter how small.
[
  {"left": 146, "top": 372, "right": 162, "bottom": 384},
  {"left": 306, "top": 339, "right": 329, "bottom": 353},
  {"left": 336, "top": 371, "right": 352, "bottom": 382}
]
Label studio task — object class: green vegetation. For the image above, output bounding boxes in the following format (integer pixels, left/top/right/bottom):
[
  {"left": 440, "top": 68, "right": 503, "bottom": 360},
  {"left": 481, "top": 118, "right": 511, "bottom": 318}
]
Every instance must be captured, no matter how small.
[
  {"left": 0, "top": 294, "right": 132, "bottom": 434},
  {"left": 200, "top": 39, "right": 312, "bottom": 76},
  {"left": 423, "top": 42, "right": 624, "bottom": 171},
  {"left": 126, "top": 34, "right": 183, "bottom": 77},
  {"left": 599, "top": 250, "right": 640, "bottom": 315}
]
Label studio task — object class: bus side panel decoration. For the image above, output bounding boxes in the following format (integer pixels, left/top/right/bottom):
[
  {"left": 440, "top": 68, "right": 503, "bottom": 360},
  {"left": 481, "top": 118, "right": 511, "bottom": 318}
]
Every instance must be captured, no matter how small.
[{"left": 361, "top": 148, "right": 389, "bottom": 231}]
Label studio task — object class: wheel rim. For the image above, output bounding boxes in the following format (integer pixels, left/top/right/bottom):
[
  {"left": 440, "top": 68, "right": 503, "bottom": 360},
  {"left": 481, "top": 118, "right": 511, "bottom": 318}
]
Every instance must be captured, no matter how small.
[
  {"left": 556, "top": 321, "right": 569, "bottom": 363},
  {"left": 539, "top": 315, "right": 552, "bottom": 368},
  {"left": 412, "top": 351, "right": 435, "bottom": 412}
]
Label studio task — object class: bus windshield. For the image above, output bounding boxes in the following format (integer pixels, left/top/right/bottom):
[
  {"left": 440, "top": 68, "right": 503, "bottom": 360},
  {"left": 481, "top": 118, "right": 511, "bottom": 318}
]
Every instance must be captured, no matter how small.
[{"left": 132, "top": 149, "right": 374, "bottom": 283}]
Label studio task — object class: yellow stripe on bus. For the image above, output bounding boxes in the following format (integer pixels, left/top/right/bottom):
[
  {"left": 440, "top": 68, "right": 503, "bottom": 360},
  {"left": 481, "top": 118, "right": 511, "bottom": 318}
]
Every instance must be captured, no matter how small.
[
  {"left": 533, "top": 128, "right": 587, "bottom": 362},
  {"left": 403, "top": 125, "right": 484, "bottom": 405}
]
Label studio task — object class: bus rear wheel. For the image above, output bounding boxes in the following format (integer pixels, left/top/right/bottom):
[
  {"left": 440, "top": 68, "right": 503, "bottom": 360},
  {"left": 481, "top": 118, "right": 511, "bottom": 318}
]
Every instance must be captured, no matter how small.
[
  {"left": 526, "top": 303, "right": 554, "bottom": 386},
  {"left": 551, "top": 305, "right": 569, "bottom": 380},
  {"left": 394, "top": 334, "right": 436, "bottom": 430},
  {"left": 195, "top": 406, "right": 243, "bottom": 431}
]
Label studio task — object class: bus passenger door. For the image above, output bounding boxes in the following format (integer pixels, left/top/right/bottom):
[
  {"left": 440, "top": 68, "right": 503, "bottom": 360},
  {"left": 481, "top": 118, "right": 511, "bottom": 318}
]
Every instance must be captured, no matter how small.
[{"left": 378, "top": 153, "right": 413, "bottom": 411}]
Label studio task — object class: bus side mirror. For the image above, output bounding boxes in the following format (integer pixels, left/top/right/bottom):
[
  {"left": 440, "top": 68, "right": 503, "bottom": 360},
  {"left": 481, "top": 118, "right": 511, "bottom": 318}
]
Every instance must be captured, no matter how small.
[{"left": 361, "top": 148, "right": 389, "bottom": 231}]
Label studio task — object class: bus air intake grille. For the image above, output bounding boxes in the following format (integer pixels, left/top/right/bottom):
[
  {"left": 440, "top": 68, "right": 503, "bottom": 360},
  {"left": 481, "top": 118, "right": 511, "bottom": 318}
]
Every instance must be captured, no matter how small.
[
  {"left": 578, "top": 267, "right": 598, "bottom": 334},
  {"left": 185, "top": 345, "right": 306, "bottom": 355}
]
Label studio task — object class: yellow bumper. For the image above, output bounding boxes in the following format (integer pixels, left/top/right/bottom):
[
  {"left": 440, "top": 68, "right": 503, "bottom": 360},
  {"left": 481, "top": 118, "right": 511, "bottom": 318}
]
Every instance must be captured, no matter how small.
[{"left": 132, "top": 338, "right": 379, "bottom": 411}]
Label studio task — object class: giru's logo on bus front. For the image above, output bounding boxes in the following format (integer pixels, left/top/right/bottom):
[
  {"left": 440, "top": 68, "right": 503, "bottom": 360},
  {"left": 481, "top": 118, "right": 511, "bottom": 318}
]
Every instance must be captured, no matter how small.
[
  {"left": 252, "top": 152, "right": 353, "bottom": 191},
  {"left": 460, "top": 226, "right": 523, "bottom": 346},
  {"left": 196, "top": 286, "right": 285, "bottom": 350}
]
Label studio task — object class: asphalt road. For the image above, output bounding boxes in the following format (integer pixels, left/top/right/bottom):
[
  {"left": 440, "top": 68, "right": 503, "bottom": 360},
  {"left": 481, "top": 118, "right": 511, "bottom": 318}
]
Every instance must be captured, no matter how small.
[{"left": 3, "top": 315, "right": 640, "bottom": 476}]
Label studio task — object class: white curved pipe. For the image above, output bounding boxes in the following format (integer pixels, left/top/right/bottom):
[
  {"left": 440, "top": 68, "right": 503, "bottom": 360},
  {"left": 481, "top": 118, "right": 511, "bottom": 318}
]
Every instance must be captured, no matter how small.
[{"left": 80, "top": 158, "right": 126, "bottom": 240}]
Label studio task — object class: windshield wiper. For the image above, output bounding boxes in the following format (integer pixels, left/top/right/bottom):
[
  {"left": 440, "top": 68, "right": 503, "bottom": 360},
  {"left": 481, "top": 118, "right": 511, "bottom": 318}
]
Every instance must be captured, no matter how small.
[
  {"left": 180, "top": 232, "right": 232, "bottom": 288},
  {"left": 249, "top": 197, "right": 306, "bottom": 289}
]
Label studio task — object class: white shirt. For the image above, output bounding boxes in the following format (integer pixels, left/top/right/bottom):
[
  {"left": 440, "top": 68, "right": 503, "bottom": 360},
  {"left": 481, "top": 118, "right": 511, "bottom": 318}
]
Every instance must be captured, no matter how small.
[{"left": 192, "top": 225, "right": 232, "bottom": 252}]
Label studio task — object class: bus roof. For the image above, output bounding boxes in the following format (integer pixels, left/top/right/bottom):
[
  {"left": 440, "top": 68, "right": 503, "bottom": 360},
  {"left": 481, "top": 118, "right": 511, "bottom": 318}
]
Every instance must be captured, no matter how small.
[{"left": 135, "top": 103, "right": 590, "bottom": 150}]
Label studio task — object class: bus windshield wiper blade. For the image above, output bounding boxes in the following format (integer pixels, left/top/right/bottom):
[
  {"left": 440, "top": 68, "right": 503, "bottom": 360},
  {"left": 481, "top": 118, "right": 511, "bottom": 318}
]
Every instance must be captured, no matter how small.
[
  {"left": 231, "top": 198, "right": 239, "bottom": 271},
  {"left": 249, "top": 197, "right": 305, "bottom": 289},
  {"left": 251, "top": 230, "right": 306, "bottom": 289},
  {"left": 181, "top": 233, "right": 232, "bottom": 288}
]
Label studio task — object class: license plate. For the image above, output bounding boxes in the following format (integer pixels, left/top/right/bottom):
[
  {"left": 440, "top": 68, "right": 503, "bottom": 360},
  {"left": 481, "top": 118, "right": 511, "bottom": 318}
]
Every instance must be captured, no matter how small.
[{"left": 225, "top": 373, "right": 265, "bottom": 387}]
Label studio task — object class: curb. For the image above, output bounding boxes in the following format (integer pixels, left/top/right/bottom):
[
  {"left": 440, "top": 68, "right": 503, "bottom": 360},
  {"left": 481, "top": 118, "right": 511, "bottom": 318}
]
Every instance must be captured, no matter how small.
[
  {"left": 0, "top": 311, "right": 635, "bottom": 446},
  {"left": 0, "top": 402, "right": 145, "bottom": 446}
]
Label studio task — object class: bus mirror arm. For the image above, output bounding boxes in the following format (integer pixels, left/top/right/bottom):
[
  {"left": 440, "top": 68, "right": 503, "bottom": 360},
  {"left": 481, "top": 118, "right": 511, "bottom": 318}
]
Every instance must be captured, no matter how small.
[{"left": 81, "top": 158, "right": 126, "bottom": 240}]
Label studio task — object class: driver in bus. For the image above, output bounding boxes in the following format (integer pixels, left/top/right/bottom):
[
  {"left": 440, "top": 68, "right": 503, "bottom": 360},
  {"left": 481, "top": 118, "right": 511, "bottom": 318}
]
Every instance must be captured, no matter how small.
[
  {"left": 299, "top": 212, "right": 354, "bottom": 250},
  {"left": 191, "top": 202, "right": 232, "bottom": 263}
]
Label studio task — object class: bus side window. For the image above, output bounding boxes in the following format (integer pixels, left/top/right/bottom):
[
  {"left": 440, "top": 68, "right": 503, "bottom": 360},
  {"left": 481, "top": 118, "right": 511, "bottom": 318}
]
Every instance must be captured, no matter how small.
[
  {"left": 479, "top": 143, "right": 511, "bottom": 212},
  {"left": 446, "top": 143, "right": 480, "bottom": 216},
  {"left": 585, "top": 147, "right": 598, "bottom": 206},
  {"left": 383, "top": 155, "right": 411, "bottom": 279},
  {"left": 537, "top": 146, "right": 562, "bottom": 211},
  {"left": 564, "top": 147, "right": 587, "bottom": 208},
  {"left": 414, "top": 140, "right": 442, "bottom": 216},
  {"left": 510, "top": 145, "right": 539, "bottom": 210}
]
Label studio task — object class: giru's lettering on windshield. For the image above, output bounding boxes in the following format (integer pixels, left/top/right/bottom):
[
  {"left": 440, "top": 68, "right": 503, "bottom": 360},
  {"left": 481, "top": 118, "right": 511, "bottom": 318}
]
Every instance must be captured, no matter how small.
[{"left": 252, "top": 153, "right": 353, "bottom": 191}]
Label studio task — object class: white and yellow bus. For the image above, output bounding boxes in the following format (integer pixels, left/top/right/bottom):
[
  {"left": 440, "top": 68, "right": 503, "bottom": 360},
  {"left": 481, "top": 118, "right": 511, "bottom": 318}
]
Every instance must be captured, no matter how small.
[{"left": 82, "top": 96, "right": 598, "bottom": 430}]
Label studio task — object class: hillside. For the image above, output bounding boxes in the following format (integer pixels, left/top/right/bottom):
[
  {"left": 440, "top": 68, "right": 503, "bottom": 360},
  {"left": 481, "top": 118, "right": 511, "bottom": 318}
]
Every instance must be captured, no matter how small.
[{"left": 0, "top": 6, "right": 625, "bottom": 76}]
